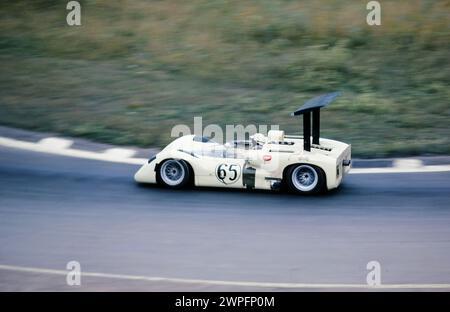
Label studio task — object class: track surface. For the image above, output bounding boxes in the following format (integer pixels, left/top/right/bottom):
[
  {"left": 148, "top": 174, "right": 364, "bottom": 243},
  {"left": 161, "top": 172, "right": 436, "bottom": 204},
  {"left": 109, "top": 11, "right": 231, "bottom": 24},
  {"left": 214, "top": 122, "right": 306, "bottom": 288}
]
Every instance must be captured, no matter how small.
[{"left": 0, "top": 146, "right": 450, "bottom": 290}]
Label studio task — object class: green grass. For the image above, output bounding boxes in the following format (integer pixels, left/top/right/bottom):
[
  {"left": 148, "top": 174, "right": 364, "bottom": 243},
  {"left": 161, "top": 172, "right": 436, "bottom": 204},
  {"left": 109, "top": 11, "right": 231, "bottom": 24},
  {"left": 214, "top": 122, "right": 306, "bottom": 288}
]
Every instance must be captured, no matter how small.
[{"left": 0, "top": 0, "right": 449, "bottom": 157}]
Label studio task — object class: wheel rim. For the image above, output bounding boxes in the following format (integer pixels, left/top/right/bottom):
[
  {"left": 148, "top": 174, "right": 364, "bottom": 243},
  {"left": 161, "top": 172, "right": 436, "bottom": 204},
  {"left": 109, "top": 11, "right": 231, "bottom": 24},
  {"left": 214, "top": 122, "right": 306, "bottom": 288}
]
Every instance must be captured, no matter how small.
[
  {"left": 161, "top": 160, "right": 185, "bottom": 186},
  {"left": 291, "top": 165, "right": 318, "bottom": 192}
]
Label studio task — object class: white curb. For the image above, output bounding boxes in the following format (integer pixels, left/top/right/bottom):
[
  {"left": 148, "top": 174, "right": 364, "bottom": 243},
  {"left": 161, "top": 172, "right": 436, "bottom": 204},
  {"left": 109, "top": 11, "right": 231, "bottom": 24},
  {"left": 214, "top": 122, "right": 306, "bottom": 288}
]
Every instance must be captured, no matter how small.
[{"left": 1, "top": 136, "right": 450, "bottom": 173}]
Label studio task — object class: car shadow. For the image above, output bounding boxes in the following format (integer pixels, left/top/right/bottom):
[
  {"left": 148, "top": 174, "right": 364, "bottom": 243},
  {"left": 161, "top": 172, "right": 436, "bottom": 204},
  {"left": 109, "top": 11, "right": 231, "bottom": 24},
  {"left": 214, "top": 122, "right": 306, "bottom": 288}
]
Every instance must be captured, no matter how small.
[{"left": 135, "top": 181, "right": 345, "bottom": 198}]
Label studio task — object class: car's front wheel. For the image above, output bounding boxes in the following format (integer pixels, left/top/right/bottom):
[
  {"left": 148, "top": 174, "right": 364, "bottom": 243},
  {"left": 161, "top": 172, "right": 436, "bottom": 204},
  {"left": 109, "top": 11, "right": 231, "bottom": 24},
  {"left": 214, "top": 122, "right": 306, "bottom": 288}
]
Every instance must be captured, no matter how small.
[
  {"left": 157, "top": 159, "right": 191, "bottom": 189},
  {"left": 286, "top": 164, "right": 325, "bottom": 194}
]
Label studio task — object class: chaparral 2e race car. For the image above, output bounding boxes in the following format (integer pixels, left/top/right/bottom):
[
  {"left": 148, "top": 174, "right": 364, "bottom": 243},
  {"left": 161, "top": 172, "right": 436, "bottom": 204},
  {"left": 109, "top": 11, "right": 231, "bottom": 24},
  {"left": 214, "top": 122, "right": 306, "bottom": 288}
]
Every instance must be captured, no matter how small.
[{"left": 135, "top": 92, "right": 351, "bottom": 194}]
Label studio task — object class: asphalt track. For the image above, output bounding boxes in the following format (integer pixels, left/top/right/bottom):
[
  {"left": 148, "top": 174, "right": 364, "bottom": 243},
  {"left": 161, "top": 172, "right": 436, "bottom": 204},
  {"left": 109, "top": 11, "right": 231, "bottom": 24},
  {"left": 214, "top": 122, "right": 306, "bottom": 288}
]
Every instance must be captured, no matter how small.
[{"left": 1, "top": 145, "right": 450, "bottom": 291}]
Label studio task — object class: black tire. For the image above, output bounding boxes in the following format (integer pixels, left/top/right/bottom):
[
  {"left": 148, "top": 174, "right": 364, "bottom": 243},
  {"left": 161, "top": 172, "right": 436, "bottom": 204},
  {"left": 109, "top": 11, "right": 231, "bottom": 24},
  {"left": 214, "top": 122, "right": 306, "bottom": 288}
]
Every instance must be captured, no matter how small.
[
  {"left": 285, "top": 164, "right": 325, "bottom": 194},
  {"left": 156, "top": 159, "right": 191, "bottom": 189}
]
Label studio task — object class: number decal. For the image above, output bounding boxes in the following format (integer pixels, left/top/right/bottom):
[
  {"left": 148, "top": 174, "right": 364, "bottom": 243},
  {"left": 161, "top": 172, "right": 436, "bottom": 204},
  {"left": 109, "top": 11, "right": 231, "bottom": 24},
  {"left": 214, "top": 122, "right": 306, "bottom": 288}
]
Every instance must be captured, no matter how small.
[
  {"left": 216, "top": 164, "right": 241, "bottom": 185},
  {"left": 229, "top": 165, "right": 238, "bottom": 181}
]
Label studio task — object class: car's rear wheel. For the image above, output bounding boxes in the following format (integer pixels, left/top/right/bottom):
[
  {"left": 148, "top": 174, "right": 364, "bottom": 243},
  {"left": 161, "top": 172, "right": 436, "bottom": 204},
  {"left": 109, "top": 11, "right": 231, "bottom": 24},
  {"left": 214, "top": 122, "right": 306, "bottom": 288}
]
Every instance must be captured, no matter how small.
[
  {"left": 157, "top": 159, "right": 190, "bottom": 189},
  {"left": 286, "top": 164, "right": 325, "bottom": 194}
]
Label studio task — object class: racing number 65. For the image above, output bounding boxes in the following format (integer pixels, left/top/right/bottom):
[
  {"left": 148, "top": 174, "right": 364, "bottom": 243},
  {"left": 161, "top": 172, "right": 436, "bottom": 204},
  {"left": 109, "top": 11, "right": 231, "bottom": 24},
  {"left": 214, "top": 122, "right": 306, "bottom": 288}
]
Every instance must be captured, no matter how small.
[{"left": 217, "top": 164, "right": 240, "bottom": 184}]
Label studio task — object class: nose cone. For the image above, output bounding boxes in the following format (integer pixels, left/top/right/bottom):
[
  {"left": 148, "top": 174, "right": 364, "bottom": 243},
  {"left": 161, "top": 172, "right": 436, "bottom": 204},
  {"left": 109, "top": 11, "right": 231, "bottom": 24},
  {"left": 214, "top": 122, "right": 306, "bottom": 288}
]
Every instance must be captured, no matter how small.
[
  {"left": 134, "top": 165, "right": 146, "bottom": 182},
  {"left": 134, "top": 162, "right": 157, "bottom": 183}
]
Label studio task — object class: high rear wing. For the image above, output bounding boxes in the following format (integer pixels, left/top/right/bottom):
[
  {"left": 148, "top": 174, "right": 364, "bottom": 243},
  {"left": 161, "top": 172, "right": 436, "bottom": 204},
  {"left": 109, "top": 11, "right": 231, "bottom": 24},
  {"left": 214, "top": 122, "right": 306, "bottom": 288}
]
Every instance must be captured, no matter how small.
[{"left": 291, "top": 92, "right": 341, "bottom": 151}]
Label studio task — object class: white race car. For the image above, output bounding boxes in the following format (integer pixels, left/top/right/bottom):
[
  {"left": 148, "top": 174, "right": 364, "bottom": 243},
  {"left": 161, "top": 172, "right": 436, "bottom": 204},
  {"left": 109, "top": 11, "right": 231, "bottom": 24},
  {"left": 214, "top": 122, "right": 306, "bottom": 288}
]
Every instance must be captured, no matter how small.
[{"left": 135, "top": 92, "right": 351, "bottom": 194}]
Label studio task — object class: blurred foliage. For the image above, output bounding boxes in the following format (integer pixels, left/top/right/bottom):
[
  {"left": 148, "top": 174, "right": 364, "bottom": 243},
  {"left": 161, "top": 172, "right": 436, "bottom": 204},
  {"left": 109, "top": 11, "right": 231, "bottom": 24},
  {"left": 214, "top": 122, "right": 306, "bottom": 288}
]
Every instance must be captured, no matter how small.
[{"left": 0, "top": 0, "right": 449, "bottom": 157}]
